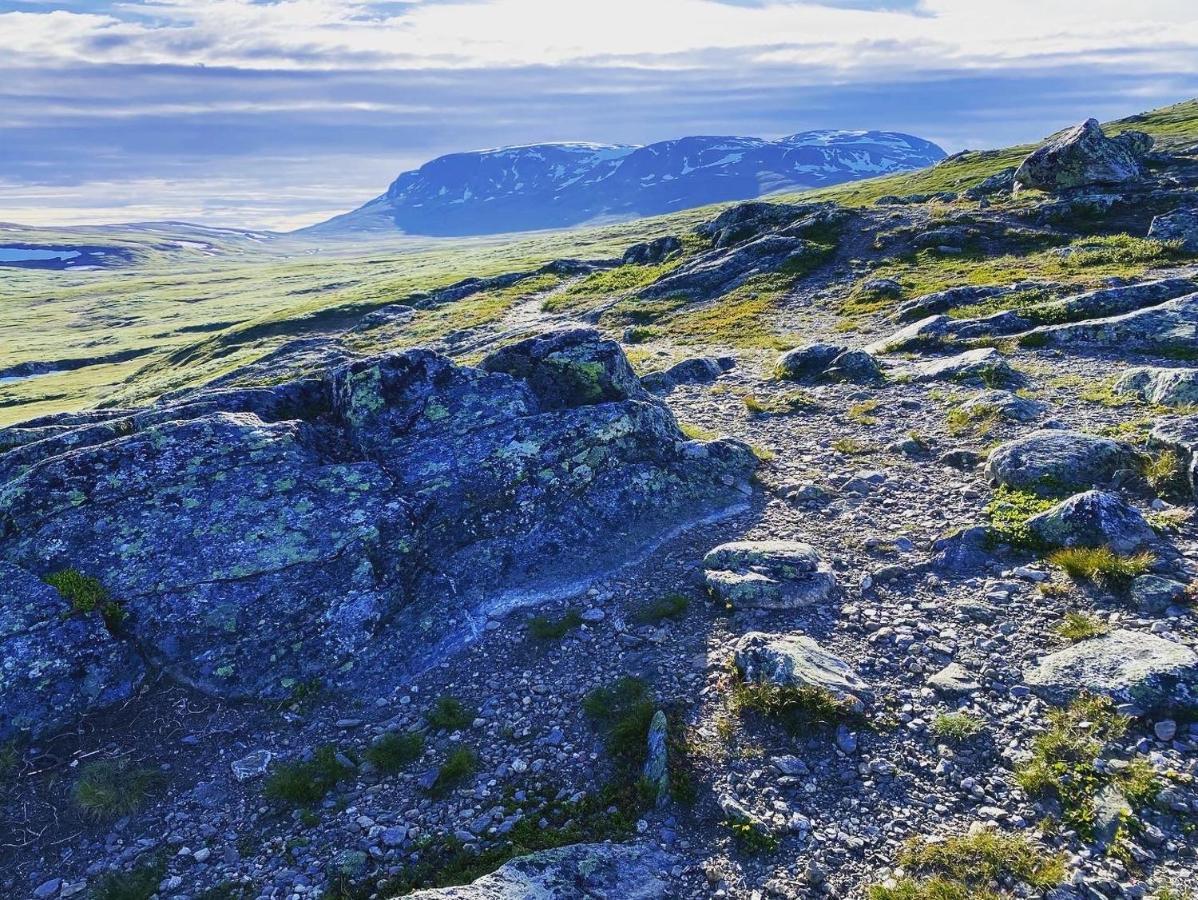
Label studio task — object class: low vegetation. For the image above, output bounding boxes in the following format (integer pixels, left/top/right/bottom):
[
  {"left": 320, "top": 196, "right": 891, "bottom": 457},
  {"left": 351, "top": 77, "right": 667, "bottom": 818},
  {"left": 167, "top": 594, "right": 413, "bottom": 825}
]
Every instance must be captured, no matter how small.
[
  {"left": 527, "top": 608, "right": 583, "bottom": 641},
  {"left": 630, "top": 593, "right": 689, "bottom": 625},
  {"left": 1047, "top": 547, "right": 1155, "bottom": 585},
  {"left": 425, "top": 695, "right": 476, "bottom": 732},
  {"left": 1054, "top": 611, "right": 1110, "bottom": 642},
  {"left": 91, "top": 857, "right": 167, "bottom": 900},
  {"left": 74, "top": 759, "right": 163, "bottom": 821},
  {"left": 44, "top": 569, "right": 124, "bottom": 626},
  {"left": 264, "top": 745, "right": 354, "bottom": 806},
  {"left": 364, "top": 731, "right": 425, "bottom": 773},
  {"left": 985, "top": 486, "right": 1055, "bottom": 549},
  {"left": 729, "top": 678, "right": 857, "bottom": 733},
  {"left": 931, "top": 712, "right": 985, "bottom": 742},
  {"left": 428, "top": 747, "right": 477, "bottom": 796}
]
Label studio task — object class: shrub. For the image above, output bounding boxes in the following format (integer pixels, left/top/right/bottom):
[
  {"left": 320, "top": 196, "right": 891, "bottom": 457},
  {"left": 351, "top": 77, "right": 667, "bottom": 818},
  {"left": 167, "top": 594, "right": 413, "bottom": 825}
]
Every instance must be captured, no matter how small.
[
  {"left": 426, "top": 695, "right": 475, "bottom": 731},
  {"left": 74, "top": 759, "right": 162, "bottom": 821},
  {"left": 364, "top": 731, "right": 424, "bottom": 773},
  {"left": 429, "top": 747, "right": 477, "bottom": 796},
  {"left": 630, "top": 593, "right": 688, "bottom": 625},
  {"left": 44, "top": 569, "right": 123, "bottom": 626},
  {"left": 725, "top": 816, "right": 778, "bottom": 854},
  {"left": 1048, "top": 547, "right": 1155, "bottom": 585},
  {"left": 264, "top": 745, "right": 353, "bottom": 806},
  {"left": 931, "top": 713, "right": 984, "bottom": 742},
  {"left": 527, "top": 609, "right": 583, "bottom": 641},
  {"left": 1055, "top": 611, "right": 1109, "bottom": 642}
]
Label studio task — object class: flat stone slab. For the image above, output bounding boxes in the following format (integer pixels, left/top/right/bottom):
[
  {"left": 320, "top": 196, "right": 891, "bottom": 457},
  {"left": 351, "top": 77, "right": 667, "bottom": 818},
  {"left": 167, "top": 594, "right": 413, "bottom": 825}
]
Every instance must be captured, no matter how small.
[
  {"left": 1024, "top": 629, "right": 1198, "bottom": 710},
  {"left": 703, "top": 540, "right": 836, "bottom": 609},
  {"left": 733, "top": 631, "right": 870, "bottom": 702},
  {"left": 404, "top": 842, "right": 677, "bottom": 898},
  {"left": 927, "top": 662, "right": 981, "bottom": 695}
]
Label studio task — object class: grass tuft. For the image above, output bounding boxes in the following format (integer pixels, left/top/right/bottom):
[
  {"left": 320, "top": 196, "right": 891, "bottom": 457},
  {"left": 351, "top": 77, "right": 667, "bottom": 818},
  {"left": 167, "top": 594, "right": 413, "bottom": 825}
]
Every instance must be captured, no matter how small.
[
  {"left": 1054, "top": 611, "right": 1109, "bottom": 642},
  {"left": 428, "top": 747, "right": 477, "bottom": 796},
  {"left": 527, "top": 609, "right": 583, "bottom": 641},
  {"left": 426, "top": 695, "right": 476, "bottom": 732},
  {"left": 730, "top": 679, "right": 856, "bottom": 733},
  {"left": 876, "top": 829, "right": 1066, "bottom": 898},
  {"left": 74, "top": 759, "right": 162, "bottom": 821},
  {"left": 264, "top": 745, "right": 353, "bottom": 806},
  {"left": 364, "top": 731, "right": 424, "bottom": 774},
  {"left": 931, "top": 713, "right": 984, "bottom": 742},
  {"left": 630, "top": 593, "right": 689, "bottom": 625},
  {"left": 91, "top": 857, "right": 167, "bottom": 900},
  {"left": 1047, "top": 547, "right": 1155, "bottom": 585}
]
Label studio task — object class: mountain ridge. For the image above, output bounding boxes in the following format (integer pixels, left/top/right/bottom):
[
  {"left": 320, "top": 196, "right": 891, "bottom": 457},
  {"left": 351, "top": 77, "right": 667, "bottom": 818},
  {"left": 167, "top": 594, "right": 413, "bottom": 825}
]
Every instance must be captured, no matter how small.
[{"left": 304, "top": 129, "right": 946, "bottom": 237}]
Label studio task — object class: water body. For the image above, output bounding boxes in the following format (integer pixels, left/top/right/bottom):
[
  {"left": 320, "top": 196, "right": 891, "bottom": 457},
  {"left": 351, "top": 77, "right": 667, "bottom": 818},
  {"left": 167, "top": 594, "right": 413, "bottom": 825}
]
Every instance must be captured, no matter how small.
[{"left": 0, "top": 248, "right": 81, "bottom": 262}]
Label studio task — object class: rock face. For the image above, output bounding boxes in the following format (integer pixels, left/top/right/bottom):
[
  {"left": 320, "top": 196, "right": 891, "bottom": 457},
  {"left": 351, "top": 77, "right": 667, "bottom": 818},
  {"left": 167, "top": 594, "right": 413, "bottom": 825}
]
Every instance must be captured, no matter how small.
[
  {"left": 623, "top": 236, "right": 682, "bottom": 266},
  {"left": 703, "top": 541, "right": 836, "bottom": 608},
  {"left": 0, "top": 329, "right": 756, "bottom": 725},
  {"left": 1014, "top": 119, "right": 1149, "bottom": 192},
  {"left": 1148, "top": 207, "right": 1198, "bottom": 252},
  {"left": 985, "top": 430, "right": 1141, "bottom": 494},
  {"left": 0, "top": 562, "right": 145, "bottom": 741},
  {"left": 401, "top": 842, "right": 677, "bottom": 898},
  {"left": 1025, "top": 490, "right": 1155, "bottom": 553},
  {"left": 733, "top": 632, "right": 869, "bottom": 702},
  {"left": 1018, "top": 291, "right": 1198, "bottom": 355},
  {"left": 1024, "top": 630, "right": 1198, "bottom": 710},
  {"left": 1114, "top": 366, "right": 1198, "bottom": 408}
]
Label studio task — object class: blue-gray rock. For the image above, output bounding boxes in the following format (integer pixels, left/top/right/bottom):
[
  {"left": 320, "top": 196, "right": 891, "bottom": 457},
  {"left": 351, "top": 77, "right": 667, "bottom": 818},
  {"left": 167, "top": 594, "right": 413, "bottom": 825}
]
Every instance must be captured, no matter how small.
[
  {"left": 643, "top": 710, "right": 669, "bottom": 808},
  {"left": 640, "top": 356, "right": 732, "bottom": 394},
  {"left": 0, "top": 329, "right": 755, "bottom": 723},
  {"left": 1014, "top": 119, "right": 1149, "bottom": 192},
  {"left": 775, "top": 343, "right": 848, "bottom": 380},
  {"left": 703, "top": 541, "right": 836, "bottom": 609},
  {"left": 401, "top": 842, "right": 677, "bottom": 898},
  {"left": 1114, "top": 366, "right": 1198, "bottom": 408},
  {"left": 1148, "top": 415, "right": 1198, "bottom": 496},
  {"left": 927, "top": 663, "right": 981, "bottom": 695},
  {"left": 958, "top": 390, "right": 1047, "bottom": 423},
  {"left": 1018, "top": 291, "right": 1198, "bottom": 356},
  {"left": 1023, "top": 630, "right": 1198, "bottom": 710},
  {"left": 622, "top": 236, "right": 682, "bottom": 266},
  {"left": 1131, "top": 575, "right": 1188, "bottom": 615},
  {"left": 0, "top": 561, "right": 144, "bottom": 742},
  {"left": 1025, "top": 490, "right": 1155, "bottom": 553},
  {"left": 985, "top": 430, "right": 1142, "bottom": 494},
  {"left": 1148, "top": 206, "right": 1198, "bottom": 252},
  {"left": 823, "top": 349, "right": 883, "bottom": 383},
  {"left": 733, "top": 631, "right": 870, "bottom": 702},
  {"left": 911, "top": 348, "right": 1013, "bottom": 384}
]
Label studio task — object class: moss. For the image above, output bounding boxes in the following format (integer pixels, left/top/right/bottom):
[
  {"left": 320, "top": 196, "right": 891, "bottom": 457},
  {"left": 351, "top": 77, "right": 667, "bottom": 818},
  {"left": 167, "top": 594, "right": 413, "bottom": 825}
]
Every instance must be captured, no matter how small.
[
  {"left": 44, "top": 569, "right": 124, "bottom": 627},
  {"left": 630, "top": 593, "right": 689, "bottom": 625},
  {"left": 264, "top": 745, "right": 353, "bottom": 806},
  {"left": 931, "top": 713, "right": 984, "bottom": 742},
  {"left": 527, "top": 609, "right": 583, "bottom": 641},
  {"left": 1055, "top": 611, "right": 1110, "bottom": 642},
  {"left": 364, "top": 731, "right": 425, "bottom": 774},
  {"left": 743, "top": 390, "right": 819, "bottom": 415},
  {"left": 1047, "top": 547, "right": 1155, "bottom": 586},
  {"left": 74, "top": 759, "right": 163, "bottom": 821},
  {"left": 677, "top": 420, "right": 722, "bottom": 442},
  {"left": 426, "top": 695, "right": 476, "bottom": 732},
  {"left": 985, "top": 486, "right": 1056, "bottom": 550}
]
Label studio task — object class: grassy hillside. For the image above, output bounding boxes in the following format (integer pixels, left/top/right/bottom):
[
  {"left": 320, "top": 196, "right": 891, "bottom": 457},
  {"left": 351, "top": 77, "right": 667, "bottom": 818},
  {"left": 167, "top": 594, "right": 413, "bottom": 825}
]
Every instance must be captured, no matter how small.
[{"left": 2, "top": 98, "right": 1196, "bottom": 426}]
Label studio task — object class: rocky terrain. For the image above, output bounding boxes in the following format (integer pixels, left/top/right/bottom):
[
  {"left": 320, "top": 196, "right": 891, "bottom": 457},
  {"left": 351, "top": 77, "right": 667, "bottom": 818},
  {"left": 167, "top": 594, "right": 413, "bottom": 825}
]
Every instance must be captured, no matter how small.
[{"left": 2, "top": 107, "right": 1198, "bottom": 900}]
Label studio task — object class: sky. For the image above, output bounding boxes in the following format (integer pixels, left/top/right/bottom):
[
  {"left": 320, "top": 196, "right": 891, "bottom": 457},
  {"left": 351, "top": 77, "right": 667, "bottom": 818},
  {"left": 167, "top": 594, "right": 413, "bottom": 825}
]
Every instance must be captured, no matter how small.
[{"left": 2, "top": 0, "right": 1198, "bottom": 231}]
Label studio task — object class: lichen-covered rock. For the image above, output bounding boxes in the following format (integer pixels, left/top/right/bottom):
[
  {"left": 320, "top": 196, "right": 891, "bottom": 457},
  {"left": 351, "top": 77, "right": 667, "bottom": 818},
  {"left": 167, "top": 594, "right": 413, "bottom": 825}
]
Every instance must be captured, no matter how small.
[
  {"left": 1017, "top": 292, "right": 1198, "bottom": 355},
  {"left": 0, "top": 329, "right": 756, "bottom": 716},
  {"left": 703, "top": 540, "right": 836, "bottom": 608},
  {"left": 643, "top": 710, "right": 669, "bottom": 807},
  {"left": 0, "top": 562, "right": 144, "bottom": 741},
  {"left": 1148, "top": 414, "right": 1198, "bottom": 496},
  {"left": 1025, "top": 490, "right": 1155, "bottom": 553},
  {"left": 1014, "top": 119, "right": 1149, "bottom": 192},
  {"left": 1148, "top": 206, "right": 1198, "bottom": 252},
  {"left": 1024, "top": 630, "right": 1198, "bottom": 710},
  {"left": 622, "top": 235, "right": 682, "bottom": 266},
  {"left": 694, "top": 201, "right": 814, "bottom": 249},
  {"left": 911, "top": 348, "right": 1013, "bottom": 384},
  {"left": 959, "top": 390, "right": 1046, "bottom": 423},
  {"left": 400, "top": 842, "right": 677, "bottom": 899},
  {"left": 823, "top": 349, "right": 883, "bottom": 383},
  {"left": 733, "top": 631, "right": 869, "bottom": 702},
  {"left": 1114, "top": 366, "right": 1198, "bottom": 408},
  {"left": 640, "top": 356, "right": 732, "bottom": 394},
  {"left": 775, "top": 343, "right": 847, "bottom": 380},
  {"left": 985, "top": 430, "right": 1141, "bottom": 494},
  {"left": 866, "top": 315, "right": 952, "bottom": 354},
  {"left": 1131, "top": 575, "right": 1188, "bottom": 615}
]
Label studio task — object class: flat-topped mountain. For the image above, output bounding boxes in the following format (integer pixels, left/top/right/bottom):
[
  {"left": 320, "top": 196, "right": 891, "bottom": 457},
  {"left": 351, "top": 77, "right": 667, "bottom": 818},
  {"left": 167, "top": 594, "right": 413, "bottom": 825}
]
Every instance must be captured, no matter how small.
[{"left": 305, "top": 130, "right": 946, "bottom": 237}]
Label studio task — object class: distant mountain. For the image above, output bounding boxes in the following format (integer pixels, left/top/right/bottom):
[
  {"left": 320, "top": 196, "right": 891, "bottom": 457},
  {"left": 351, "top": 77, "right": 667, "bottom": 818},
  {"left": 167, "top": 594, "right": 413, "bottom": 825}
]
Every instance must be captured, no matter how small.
[{"left": 304, "top": 130, "right": 946, "bottom": 237}]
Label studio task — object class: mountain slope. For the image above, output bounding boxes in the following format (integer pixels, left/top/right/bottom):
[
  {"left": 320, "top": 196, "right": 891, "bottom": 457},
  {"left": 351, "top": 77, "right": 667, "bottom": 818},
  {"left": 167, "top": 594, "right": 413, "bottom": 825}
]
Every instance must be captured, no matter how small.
[{"left": 305, "top": 130, "right": 946, "bottom": 237}]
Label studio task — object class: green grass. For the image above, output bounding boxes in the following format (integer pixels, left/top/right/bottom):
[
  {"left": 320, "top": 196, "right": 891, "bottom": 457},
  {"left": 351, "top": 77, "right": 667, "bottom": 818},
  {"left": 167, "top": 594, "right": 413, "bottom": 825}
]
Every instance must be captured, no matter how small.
[
  {"left": 527, "top": 609, "right": 583, "bottom": 641},
  {"left": 1055, "top": 611, "right": 1110, "bottom": 642},
  {"left": 1015, "top": 694, "right": 1158, "bottom": 837},
  {"left": 90, "top": 857, "right": 167, "bottom": 900},
  {"left": 630, "top": 593, "right": 689, "bottom": 625},
  {"left": 263, "top": 745, "right": 354, "bottom": 806},
  {"left": 582, "top": 676, "right": 658, "bottom": 767},
  {"left": 725, "top": 816, "right": 779, "bottom": 854},
  {"left": 931, "top": 713, "right": 984, "bottom": 742},
  {"left": 74, "top": 759, "right": 163, "bottom": 821},
  {"left": 946, "top": 403, "right": 1002, "bottom": 437},
  {"left": 743, "top": 389, "right": 819, "bottom": 416},
  {"left": 678, "top": 421, "right": 722, "bottom": 442},
  {"left": 869, "top": 830, "right": 1066, "bottom": 899},
  {"left": 1047, "top": 547, "right": 1155, "bottom": 585},
  {"left": 428, "top": 747, "right": 477, "bottom": 796},
  {"left": 847, "top": 399, "right": 882, "bottom": 425},
  {"left": 729, "top": 679, "right": 857, "bottom": 733},
  {"left": 426, "top": 695, "right": 476, "bottom": 732},
  {"left": 364, "top": 731, "right": 425, "bottom": 773},
  {"left": 1143, "top": 448, "right": 1191, "bottom": 497},
  {"left": 832, "top": 436, "right": 873, "bottom": 455}
]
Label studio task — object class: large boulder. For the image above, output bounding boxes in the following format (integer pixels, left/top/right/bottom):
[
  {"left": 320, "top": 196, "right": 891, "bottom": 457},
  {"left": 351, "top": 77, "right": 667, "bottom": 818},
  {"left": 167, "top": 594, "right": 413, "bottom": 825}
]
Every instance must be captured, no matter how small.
[
  {"left": 775, "top": 343, "right": 846, "bottom": 380},
  {"left": 622, "top": 235, "right": 682, "bottom": 266},
  {"left": 958, "top": 390, "right": 1047, "bottom": 424},
  {"left": 1148, "top": 207, "right": 1198, "bottom": 252},
  {"left": 1024, "top": 630, "right": 1198, "bottom": 711},
  {"left": 911, "top": 348, "right": 1013, "bottom": 384},
  {"left": 1017, "top": 292, "right": 1198, "bottom": 355},
  {"left": 695, "top": 201, "right": 812, "bottom": 249},
  {"left": 1114, "top": 367, "right": 1198, "bottom": 408},
  {"left": 0, "top": 562, "right": 144, "bottom": 741},
  {"left": 1025, "top": 490, "right": 1155, "bottom": 553},
  {"left": 703, "top": 541, "right": 836, "bottom": 609},
  {"left": 0, "top": 329, "right": 756, "bottom": 716},
  {"left": 733, "top": 631, "right": 869, "bottom": 702},
  {"left": 402, "top": 842, "right": 677, "bottom": 899},
  {"left": 985, "top": 430, "right": 1142, "bottom": 494},
  {"left": 1148, "top": 415, "right": 1198, "bottom": 496},
  {"left": 1014, "top": 119, "right": 1149, "bottom": 192},
  {"left": 640, "top": 355, "right": 732, "bottom": 394}
]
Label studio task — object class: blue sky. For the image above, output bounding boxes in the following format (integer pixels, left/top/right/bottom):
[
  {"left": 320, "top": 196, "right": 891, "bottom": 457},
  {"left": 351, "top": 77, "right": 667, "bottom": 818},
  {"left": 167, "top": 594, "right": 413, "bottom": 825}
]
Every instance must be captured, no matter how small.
[{"left": 2, "top": 0, "right": 1197, "bottom": 230}]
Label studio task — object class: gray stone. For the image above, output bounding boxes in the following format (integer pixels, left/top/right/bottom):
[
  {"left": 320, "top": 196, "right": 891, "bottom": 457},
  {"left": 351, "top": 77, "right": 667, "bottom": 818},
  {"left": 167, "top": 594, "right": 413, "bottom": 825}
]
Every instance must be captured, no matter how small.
[
  {"left": 964, "top": 167, "right": 1016, "bottom": 200},
  {"left": 622, "top": 235, "right": 682, "bottom": 266},
  {"left": 733, "top": 631, "right": 870, "bottom": 702},
  {"left": 703, "top": 541, "right": 836, "bottom": 609},
  {"left": 640, "top": 355, "right": 732, "bottom": 393},
  {"left": 33, "top": 879, "right": 61, "bottom": 899},
  {"left": 1092, "top": 784, "right": 1131, "bottom": 851},
  {"left": 927, "top": 663, "right": 980, "bottom": 695},
  {"left": 911, "top": 348, "right": 1013, "bottom": 384},
  {"left": 1154, "top": 719, "right": 1178, "bottom": 742},
  {"left": 775, "top": 343, "right": 846, "bottom": 380},
  {"left": 403, "top": 842, "right": 677, "bottom": 898},
  {"left": 892, "top": 285, "right": 1010, "bottom": 323},
  {"left": 1025, "top": 490, "right": 1155, "bottom": 553},
  {"left": 823, "top": 349, "right": 883, "bottom": 383},
  {"left": 1148, "top": 414, "right": 1198, "bottom": 496},
  {"left": 1014, "top": 119, "right": 1148, "bottom": 192},
  {"left": 231, "top": 750, "right": 273, "bottom": 782},
  {"left": 1018, "top": 292, "right": 1198, "bottom": 356},
  {"left": 959, "top": 390, "right": 1047, "bottom": 423},
  {"left": 642, "top": 710, "right": 669, "bottom": 807},
  {"left": 1114, "top": 366, "right": 1198, "bottom": 408},
  {"left": 866, "top": 315, "right": 952, "bottom": 354},
  {"left": 1148, "top": 207, "right": 1198, "bottom": 252},
  {"left": 985, "top": 430, "right": 1141, "bottom": 494},
  {"left": 1023, "top": 630, "right": 1198, "bottom": 710},
  {"left": 1131, "top": 576, "right": 1188, "bottom": 615}
]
